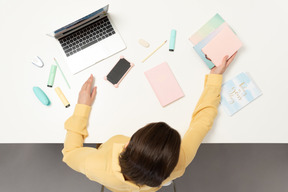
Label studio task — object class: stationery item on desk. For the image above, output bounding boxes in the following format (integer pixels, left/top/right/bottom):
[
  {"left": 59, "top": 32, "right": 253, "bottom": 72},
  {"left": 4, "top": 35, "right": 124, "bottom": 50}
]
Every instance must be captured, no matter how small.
[
  {"left": 221, "top": 72, "right": 262, "bottom": 116},
  {"left": 33, "top": 87, "right": 51, "bottom": 106},
  {"left": 105, "top": 57, "right": 134, "bottom": 88},
  {"left": 54, "top": 58, "right": 71, "bottom": 89},
  {"left": 169, "top": 29, "right": 176, "bottom": 51},
  {"left": 201, "top": 24, "right": 242, "bottom": 66},
  {"left": 139, "top": 39, "right": 150, "bottom": 48},
  {"left": 47, "top": 65, "right": 57, "bottom": 88},
  {"left": 54, "top": 87, "right": 70, "bottom": 108},
  {"left": 144, "top": 62, "right": 184, "bottom": 107},
  {"left": 32, "top": 56, "right": 44, "bottom": 68},
  {"left": 142, "top": 40, "right": 167, "bottom": 63},
  {"left": 193, "top": 23, "right": 228, "bottom": 69},
  {"left": 190, "top": 13, "right": 225, "bottom": 45}
]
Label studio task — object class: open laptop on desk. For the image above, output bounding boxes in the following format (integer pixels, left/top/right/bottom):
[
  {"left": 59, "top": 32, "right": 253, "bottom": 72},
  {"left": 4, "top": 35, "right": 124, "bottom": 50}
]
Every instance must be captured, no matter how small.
[{"left": 50, "top": 5, "right": 126, "bottom": 74}]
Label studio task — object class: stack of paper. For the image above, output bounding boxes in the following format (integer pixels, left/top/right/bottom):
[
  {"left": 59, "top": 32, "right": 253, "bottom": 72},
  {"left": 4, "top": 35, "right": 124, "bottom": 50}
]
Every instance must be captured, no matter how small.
[{"left": 190, "top": 14, "right": 242, "bottom": 69}]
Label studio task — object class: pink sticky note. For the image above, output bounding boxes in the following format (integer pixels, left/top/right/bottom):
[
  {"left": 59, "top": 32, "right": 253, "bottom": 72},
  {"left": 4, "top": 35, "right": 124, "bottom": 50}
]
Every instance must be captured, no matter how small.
[
  {"left": 202, "top": 25, "right": 242, "bottom": 66},
  {"left": 144, "top": 62, "right": 184, "bottom": 107}
]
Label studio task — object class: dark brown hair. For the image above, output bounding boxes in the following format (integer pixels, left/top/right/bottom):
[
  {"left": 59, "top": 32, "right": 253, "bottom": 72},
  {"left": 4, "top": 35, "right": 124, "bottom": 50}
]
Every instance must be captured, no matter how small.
[{"left": 119, "top": 122, "right": 181, "bottom": 187}]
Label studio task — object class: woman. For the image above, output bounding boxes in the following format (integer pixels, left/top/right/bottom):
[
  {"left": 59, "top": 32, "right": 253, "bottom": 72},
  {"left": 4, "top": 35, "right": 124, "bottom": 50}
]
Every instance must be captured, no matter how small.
[{"left": 62, "top": 54, "right": 237, "bottom": 192}]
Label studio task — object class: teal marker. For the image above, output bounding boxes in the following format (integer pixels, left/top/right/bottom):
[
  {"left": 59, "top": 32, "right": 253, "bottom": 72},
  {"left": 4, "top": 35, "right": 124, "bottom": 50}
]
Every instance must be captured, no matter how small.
[
  {"left": 47, "top": 65, "right": 57, "bottom": 87},
  {"left": 169, "top": 29, "right": 176, "bottom": 51}
]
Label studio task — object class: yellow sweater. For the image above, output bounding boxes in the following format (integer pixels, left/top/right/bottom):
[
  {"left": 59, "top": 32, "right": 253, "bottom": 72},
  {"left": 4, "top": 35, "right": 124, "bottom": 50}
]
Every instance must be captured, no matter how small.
[{"left": 62, "top": 74, "right": 222, "bottom": 192}]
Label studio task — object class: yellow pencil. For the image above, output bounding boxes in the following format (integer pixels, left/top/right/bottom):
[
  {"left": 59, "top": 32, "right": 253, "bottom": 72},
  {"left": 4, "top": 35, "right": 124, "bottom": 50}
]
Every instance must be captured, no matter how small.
[{"left": 142, "top": 40, "right": 167, "bottom": 63}]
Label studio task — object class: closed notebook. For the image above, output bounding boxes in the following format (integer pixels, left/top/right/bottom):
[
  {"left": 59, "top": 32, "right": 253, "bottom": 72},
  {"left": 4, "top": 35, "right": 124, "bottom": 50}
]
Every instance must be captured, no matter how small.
[
  {"left": 193, "top": 22, "right": 229, "bottom": 69},
  {"left": 201, "top": 24, "right": 242, "bottom": 66},
  {"left": 221, "top": 72, "right": 262, "bottom": 116},
  {"left": 189, "top": 13, "right": 225, "bottom": 45},
  {"left": 144, "top": 62, "right": 184, "bottom": 107}
]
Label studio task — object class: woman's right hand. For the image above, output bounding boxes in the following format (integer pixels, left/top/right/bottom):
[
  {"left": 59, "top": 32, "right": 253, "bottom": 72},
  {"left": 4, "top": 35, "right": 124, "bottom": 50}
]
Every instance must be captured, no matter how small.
[{"left": 210, "top": 52, "right": 237, "bottom": 75}]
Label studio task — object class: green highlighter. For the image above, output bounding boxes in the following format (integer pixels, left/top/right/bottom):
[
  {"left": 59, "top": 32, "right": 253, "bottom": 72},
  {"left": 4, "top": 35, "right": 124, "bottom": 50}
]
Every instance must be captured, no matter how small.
[
  {"left": 47, "top": 65, "right": 57, "bottom": 87},
  {"left": 169, "top": 29, "right": 176, "bottom": 52}
]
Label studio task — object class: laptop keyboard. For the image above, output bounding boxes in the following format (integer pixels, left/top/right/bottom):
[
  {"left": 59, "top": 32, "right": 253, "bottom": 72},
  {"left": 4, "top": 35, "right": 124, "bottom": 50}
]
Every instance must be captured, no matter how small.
[{"left": 59, "top": 16, "right": 116, "bottom": 57}]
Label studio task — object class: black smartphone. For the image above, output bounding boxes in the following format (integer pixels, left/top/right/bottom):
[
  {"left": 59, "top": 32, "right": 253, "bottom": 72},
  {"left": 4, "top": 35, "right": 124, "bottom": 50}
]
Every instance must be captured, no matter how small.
[{"left": 105, "top": 57, "right": 134, "bottom": 88}]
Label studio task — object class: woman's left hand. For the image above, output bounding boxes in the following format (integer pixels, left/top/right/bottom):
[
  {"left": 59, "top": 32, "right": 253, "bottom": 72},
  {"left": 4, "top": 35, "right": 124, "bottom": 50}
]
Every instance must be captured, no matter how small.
[{"left": 77, "top": 74, "right": 97, "bottom": 106}]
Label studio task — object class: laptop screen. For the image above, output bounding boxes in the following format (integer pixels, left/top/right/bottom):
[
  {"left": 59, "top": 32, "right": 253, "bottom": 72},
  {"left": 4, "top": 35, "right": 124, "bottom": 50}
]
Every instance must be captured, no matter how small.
[{"left": 54, "top": 5, "right": 109, "bottom": 38}]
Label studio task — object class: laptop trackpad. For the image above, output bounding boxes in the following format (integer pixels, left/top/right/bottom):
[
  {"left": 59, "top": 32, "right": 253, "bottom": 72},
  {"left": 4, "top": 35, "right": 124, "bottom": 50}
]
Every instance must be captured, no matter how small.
[
  {"left": 67, "top": 44, "right": 108, "bottom": 74},
  {"left": 67, "top": 35, "right": 126, "bottom": 74}
]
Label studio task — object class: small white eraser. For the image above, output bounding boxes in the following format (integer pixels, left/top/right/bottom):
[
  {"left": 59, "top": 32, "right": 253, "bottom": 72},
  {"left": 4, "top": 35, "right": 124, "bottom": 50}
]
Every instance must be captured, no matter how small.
[
  {"left": 138, "top": 39, "right": 150, "bottom": 48},
  {"left": 32, "top": 56, "right": 44, "bottom": 68}
]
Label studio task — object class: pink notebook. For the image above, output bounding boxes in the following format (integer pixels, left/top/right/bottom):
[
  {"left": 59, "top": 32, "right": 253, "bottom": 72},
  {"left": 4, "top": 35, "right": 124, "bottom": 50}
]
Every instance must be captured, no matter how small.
[
  {"left": 144, "top": 62, "right": 184, "bottom": 107},
  {"left": 202, "top": 25, "right": 242, "bottom": 66}
]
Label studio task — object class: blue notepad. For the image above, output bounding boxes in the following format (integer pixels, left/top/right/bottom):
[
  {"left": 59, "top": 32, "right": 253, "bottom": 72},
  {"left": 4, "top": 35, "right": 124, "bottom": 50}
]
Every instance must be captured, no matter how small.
[{"left": 221, "top": 72, "right": 262, "bottom": 116}]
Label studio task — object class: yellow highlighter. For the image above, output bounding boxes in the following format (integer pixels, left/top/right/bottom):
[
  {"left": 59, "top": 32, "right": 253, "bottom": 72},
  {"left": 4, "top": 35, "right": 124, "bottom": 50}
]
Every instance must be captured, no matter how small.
[{"left": 54, "top": 87, "right": 70, "bottom": 108}]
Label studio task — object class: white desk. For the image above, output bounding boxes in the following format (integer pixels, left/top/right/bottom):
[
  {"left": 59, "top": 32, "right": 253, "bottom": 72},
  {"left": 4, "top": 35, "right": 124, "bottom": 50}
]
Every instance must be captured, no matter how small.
[{"left": 1, "top": 0, "right": 288, "bottom": 143}]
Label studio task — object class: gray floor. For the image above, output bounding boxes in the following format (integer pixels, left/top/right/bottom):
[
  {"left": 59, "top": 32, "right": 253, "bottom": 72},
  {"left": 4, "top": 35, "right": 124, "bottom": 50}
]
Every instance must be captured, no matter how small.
[{"left": 0, "top": 144, "right": 287, "bottom": 192}]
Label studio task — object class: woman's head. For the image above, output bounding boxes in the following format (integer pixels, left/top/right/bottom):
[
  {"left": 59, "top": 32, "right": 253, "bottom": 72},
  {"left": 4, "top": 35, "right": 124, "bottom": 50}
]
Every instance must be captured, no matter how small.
[{"left": 119, "top": 122, "right": 181, "bottom": 187}]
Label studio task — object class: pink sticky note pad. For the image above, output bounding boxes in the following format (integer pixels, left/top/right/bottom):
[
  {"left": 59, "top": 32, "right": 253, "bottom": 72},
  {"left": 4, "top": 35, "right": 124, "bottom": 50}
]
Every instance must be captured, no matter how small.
[
  {"left": 144, "top": 62, "right": 184, "bottom": 107},
  {"left": 202, "top": 25, "right": 242, "bottom": 66}
]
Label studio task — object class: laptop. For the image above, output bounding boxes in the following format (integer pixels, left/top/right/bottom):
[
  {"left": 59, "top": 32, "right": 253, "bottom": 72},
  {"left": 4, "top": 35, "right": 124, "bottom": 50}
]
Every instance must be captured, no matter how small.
[{"left": 51, "top": 5, "right": 126, "bottom": 74}]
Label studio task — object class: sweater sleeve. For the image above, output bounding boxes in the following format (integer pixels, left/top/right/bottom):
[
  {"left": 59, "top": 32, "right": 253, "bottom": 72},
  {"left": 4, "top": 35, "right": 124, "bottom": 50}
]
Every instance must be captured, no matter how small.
[
  {"left": 62, "top": 104, "right": 97, "bottom": 174},
  {"left": 181, "top": 74, "right": 223, "bottom": 167}
]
